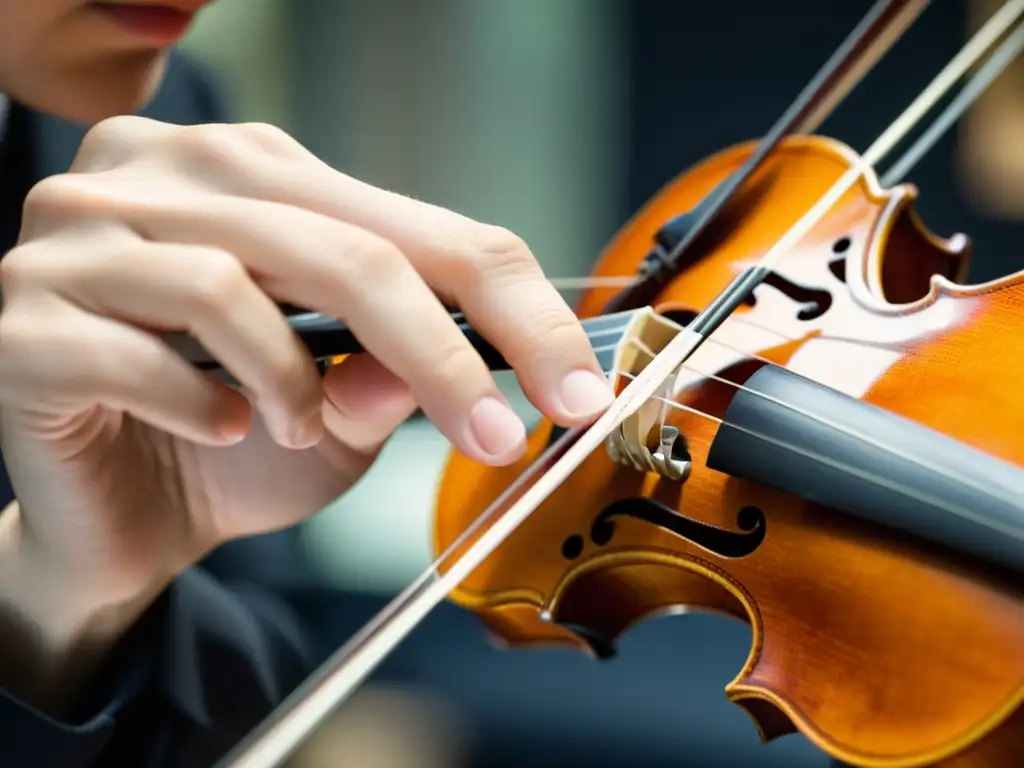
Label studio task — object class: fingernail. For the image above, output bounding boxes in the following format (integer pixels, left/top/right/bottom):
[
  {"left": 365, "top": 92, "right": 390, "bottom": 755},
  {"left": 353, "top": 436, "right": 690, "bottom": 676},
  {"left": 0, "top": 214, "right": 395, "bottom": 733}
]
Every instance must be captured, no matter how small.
[
  {"left": 468, "top": 396, "right": 526, "bottom": 458},
  {"left": 559, "top": 369, "right": 614, "bottom": 417},
  {"left": 219, "top": 411, "right": 252, "bottom": 445},
  {"left": 221, "top": 426, "right": 248, "bottom": 445}
]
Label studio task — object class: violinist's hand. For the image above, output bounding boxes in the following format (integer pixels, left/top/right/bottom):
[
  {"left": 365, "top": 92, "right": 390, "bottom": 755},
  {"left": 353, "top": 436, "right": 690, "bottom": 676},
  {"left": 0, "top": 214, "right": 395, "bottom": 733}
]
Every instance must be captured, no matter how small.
[{"left": 0, "top": 117, "right": 613, "bottom": 713}]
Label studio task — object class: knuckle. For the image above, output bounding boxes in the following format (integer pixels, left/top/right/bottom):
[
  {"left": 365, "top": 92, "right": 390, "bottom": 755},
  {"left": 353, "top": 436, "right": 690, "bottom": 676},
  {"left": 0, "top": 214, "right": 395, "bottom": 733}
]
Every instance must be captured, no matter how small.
[
  {"left": 463, "top": 226, "right": 539, "bottom": 283},
  {"left": 171, "top": 123, "right": 305, "bottom": 195},
  {"left": 77, "top": 115, "right": 154, "bottom": 161},
  {"left": 339, "top": 231, "right": 408, "bottom": 289},
  {"left": 18, "top": 175, "right": 115, "bottom": 241},
  {"left": 236, "top": 122, "right": 301, "bottom": 156},
  {"left": 424, "top": 339, "right": 486, "bottom": 390},
  {"left": 187, "top": 249, "right": 250, "bottom": 313},
  {"left": 477, "top": 225, "right": 530, "bottom": 258},
  {"left": 506, "top": 304, "right": 584, "bottom": 367},
  {"left": 22, "top": 175, "right": 94, "bottom": 220},
  {"left": 175, "top": 123, "right": 252, "bottom": 168},
  {"left": 0, "top": 245, "right": 45, "bottom": 292},
  {"left": 527, "top": 307, "right": 585, "bottom": 353}
]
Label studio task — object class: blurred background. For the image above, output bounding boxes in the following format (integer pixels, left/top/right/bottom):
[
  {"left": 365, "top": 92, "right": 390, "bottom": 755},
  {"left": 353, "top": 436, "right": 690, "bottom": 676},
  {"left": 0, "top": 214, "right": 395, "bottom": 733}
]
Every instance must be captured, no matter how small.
[{"left": 178, "top": 0, "right": 1024, "bottom": 765}]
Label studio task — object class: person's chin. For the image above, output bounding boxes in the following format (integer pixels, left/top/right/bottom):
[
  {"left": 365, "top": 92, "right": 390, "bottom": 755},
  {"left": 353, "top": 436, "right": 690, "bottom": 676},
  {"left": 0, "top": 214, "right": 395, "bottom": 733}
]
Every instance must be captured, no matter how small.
[{"left": 20, "top": 51, "right": 169, "bottom": 126}]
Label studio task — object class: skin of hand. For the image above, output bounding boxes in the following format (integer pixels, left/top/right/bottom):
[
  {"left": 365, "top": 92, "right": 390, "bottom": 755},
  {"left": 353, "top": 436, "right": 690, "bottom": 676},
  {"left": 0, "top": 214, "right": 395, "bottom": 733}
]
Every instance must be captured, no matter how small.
[{"left": 0, "top": 116, "right": 614, "bottom": 714}]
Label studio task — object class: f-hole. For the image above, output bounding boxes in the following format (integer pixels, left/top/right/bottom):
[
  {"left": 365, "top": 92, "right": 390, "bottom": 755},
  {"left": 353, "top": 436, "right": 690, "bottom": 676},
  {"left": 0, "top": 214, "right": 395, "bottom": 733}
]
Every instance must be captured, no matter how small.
[
  {"left": 561, "top": 499, "right": 766, "bottom": 562},
  {"left": 829, "top": 236, "right": 850, "bottom": 283},
  {"left": 758, "top": 272, "right": 833, "bottom": 321},
  {"left": 739, "top": 237, "right": 853, "bottom": 319}
]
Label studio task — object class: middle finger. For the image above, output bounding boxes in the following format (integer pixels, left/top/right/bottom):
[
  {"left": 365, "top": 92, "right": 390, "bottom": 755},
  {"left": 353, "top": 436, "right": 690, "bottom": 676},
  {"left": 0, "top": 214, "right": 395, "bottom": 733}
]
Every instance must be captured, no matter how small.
[
  {"left": 169, "top": 161, "right": 614, "bottom": 426},
  {"left": 127, "top": 194, "right": 530, "bottom": 466}
]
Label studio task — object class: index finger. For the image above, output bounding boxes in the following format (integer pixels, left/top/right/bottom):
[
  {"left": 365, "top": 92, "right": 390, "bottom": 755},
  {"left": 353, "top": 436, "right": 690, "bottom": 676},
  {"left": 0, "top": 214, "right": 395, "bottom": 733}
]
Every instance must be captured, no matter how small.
[
  {"left": 288, "top": 176, "right": 615, "bottom": 425},
  {"left": 426, "top": 235, "right": 614, "bottom": 425}
]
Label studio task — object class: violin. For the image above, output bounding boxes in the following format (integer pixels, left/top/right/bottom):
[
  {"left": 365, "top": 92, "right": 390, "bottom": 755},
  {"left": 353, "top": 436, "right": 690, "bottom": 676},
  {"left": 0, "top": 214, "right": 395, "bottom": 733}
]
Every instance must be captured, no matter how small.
[
  {"left": 196, "top": 1, "right": 1024, "bottom": 766},
  {"left": 436, "top": 131, "right": 1024, "bottom": 767}
]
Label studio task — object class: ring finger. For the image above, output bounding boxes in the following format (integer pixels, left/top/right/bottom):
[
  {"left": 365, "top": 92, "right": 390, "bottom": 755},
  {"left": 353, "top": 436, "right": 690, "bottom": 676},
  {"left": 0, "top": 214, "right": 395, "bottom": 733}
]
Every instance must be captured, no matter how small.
[
  {"left": 121, "top": 197, "right": 528, "bottom": 465},
  {"left": 36, "top": 240, "right": 324, "bottom": 449}
]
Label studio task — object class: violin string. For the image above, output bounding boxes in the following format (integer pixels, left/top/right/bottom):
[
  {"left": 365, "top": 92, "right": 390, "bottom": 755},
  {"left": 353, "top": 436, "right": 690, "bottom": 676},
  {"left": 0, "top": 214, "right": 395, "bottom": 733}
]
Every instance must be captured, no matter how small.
[
  {"left": 571, "top": 286, "right": 802, "bottom": 346},
  {"left": 584, "top": 300, "right": 975, "bottom": 358},
  {"left": 580, "top": 312, "right": 801, "bottom": 373},
  {"left": 606, "top": 365, "right": 1024, "bottom": 542},
  {"left": 578, "top": 309, "right": 794, "bottom": 353},
  {"left": 600, "top": 304, "right": 1024, "bottom": 527},
  {"left": 578, "top": 297, "right": 919, "bottom": 352},
  {"left": 602, "top": 306, "right": 796, "bottom": 343},
  {"left": 221, "top": 6, "right": 1024, "bottom": 766},
  {"left": 598, "top": 308, "right": 1024, "bottom": 529}
]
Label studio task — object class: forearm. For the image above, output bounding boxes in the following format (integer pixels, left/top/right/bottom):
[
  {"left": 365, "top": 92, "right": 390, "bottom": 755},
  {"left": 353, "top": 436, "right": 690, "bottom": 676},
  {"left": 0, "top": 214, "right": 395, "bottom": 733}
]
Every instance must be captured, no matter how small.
[{"left": 0, "top": 501, "right": 159, "bottom": 718}]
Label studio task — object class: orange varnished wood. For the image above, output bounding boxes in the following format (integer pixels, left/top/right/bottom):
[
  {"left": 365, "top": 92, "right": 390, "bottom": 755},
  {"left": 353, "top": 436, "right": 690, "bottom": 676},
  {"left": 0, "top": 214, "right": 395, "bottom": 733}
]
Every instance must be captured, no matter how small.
[{"left": 431, "top": 136, "right": 1024, "bottom": 767}]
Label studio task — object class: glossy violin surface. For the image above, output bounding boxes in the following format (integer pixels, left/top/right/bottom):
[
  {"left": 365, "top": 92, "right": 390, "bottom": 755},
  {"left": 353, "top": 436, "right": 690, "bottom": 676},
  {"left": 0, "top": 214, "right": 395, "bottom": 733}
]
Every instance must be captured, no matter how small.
[{"left": 433, "top": 135, "right": 1024, "bottom": 767}]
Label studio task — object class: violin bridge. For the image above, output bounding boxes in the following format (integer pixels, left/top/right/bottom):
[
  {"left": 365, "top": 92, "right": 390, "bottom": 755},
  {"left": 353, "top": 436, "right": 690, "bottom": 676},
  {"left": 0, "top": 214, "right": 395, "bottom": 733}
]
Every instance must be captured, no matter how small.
[{"left": 604, "top": 308, "right": 692, "bottom": 482}]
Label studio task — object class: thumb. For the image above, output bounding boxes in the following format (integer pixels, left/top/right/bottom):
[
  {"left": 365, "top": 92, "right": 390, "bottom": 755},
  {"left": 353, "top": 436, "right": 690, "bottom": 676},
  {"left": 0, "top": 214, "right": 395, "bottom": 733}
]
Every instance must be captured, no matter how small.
[{"left": 321, "top": 354, "right": 418, "bottom": 456}]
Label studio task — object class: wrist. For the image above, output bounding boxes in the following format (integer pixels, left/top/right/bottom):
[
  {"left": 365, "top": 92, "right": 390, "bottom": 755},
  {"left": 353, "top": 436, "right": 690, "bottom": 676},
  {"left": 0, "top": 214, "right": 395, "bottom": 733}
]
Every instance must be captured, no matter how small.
[{"left": 0, "top": 502, "right": 163, "bottom": 715}]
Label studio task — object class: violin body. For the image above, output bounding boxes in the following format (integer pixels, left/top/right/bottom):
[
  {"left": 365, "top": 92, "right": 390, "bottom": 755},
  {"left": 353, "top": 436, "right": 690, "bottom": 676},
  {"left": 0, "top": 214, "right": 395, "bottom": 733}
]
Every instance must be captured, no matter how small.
[{"left": 432, "top": 136, "right": 1024, "bottom": 767}]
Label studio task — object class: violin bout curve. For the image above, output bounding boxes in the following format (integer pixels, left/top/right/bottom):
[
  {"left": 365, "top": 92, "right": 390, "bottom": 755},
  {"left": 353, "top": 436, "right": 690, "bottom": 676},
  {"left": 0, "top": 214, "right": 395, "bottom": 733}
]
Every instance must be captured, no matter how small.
[
  {"left": 542, "top": 544, "right": 1024, "bottom": 768},
  {"left": 724, "top": 594, "right": 1024, "bottom": 767},
  {"left": 432, "top": 132, "right": 1024, "bottom": 767},
  {"left": 440, "top": 516, "right": 1024, "bottom": 768}
]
